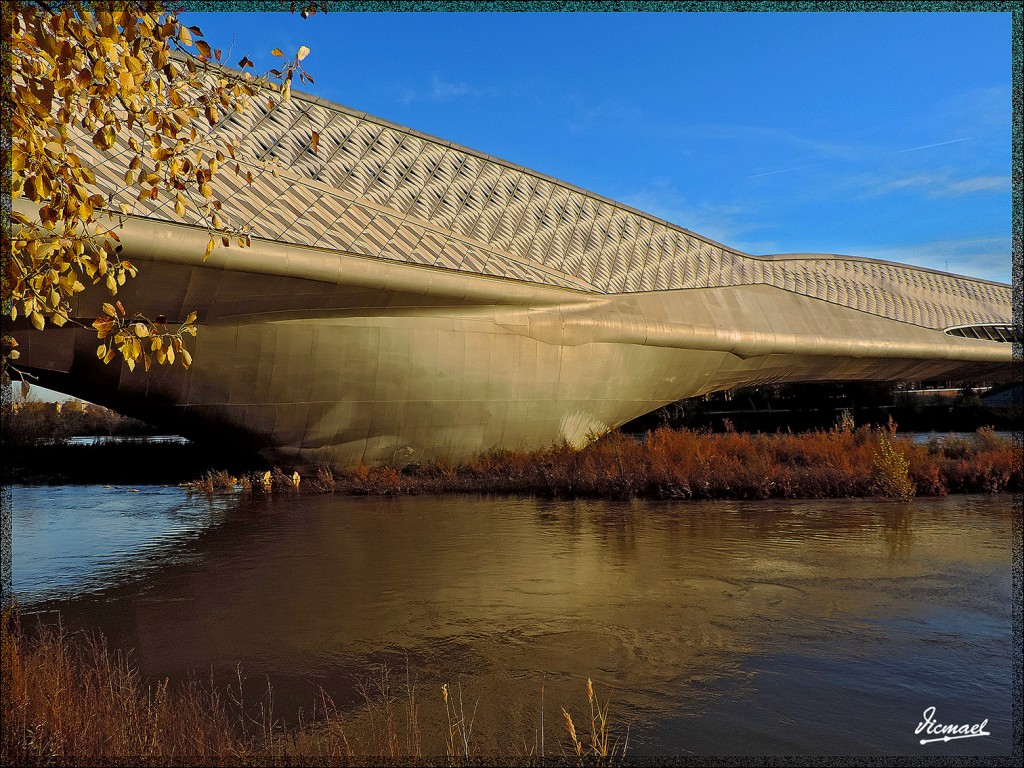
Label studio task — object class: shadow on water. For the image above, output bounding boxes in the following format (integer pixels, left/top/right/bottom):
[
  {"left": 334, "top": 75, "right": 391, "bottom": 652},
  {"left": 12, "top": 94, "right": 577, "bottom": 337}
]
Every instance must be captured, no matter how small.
[{"left": 11, "top": 488, "right": 1014, "bottom": 756}]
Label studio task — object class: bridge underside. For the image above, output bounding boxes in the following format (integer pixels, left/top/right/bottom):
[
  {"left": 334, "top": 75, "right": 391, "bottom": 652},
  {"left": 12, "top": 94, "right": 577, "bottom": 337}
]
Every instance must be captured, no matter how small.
[{"left": 14, "top": 217, "right": 1015, "bottom": 469}]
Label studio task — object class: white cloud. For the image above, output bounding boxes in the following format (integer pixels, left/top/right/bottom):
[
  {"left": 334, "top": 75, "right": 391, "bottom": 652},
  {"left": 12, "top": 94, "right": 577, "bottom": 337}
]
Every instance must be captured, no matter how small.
[
  {"left": 400, "top": 74, "right": 498, "bottom": 104},
  {"left": 562, "top": 95, "right": 644, "bottom": 135},
  {"left": 864, "top": 172, "right": 1009, "bottom": 199},
  {"left": 943, "top": 176, "right": 1009, "bottom": 195},
  {"left": 825, "top": 237, "right": 1011, "bottom": 284},
  {"left": 619, "top": 178, "right": 773, "bottom": 252},
  {"left": 940, "top": 85, "right": 1011, "bottom": 135},
  {"left": 889, "top": 138, "right": 972, "bottom": 155}
]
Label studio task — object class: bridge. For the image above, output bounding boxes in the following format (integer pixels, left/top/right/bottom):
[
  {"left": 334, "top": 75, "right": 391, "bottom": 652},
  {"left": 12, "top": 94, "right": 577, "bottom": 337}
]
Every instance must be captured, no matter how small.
[{"left": 13, "top": 79, "right": 1016, "bottom": 467}]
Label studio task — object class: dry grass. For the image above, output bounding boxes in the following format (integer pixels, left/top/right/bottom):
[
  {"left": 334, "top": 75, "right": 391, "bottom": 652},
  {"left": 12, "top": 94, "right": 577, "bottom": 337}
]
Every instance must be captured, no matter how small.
[
  {"left": 2, "top": 609, "right": 257, "bottom": 765},
  {"left": 561, "top": 678, "right": 628, "bottom": 764},
  {"left": 192, "top": 423, "right": 1019, "bottom": 501},
  {"left": 1, "top": 610, "right": 625, "bottom": 765}
]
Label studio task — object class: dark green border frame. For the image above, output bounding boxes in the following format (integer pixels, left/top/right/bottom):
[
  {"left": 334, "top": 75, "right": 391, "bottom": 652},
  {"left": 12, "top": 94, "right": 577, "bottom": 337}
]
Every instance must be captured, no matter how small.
[{"left": 1, "top": 4, "right": 1020, "bottom": 765}]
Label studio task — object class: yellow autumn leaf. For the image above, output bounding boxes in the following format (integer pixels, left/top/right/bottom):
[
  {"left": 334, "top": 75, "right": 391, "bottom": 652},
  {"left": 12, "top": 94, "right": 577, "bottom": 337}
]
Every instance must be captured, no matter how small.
[{"left": 7, "top": 3, "right": 315, "bottom": 376}]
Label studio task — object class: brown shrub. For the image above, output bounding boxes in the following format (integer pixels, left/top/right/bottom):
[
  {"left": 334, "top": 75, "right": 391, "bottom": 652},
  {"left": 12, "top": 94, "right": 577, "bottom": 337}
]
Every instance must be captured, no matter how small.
[{"left": 183, "top": 426, "right": 1020, "bottom": 501}]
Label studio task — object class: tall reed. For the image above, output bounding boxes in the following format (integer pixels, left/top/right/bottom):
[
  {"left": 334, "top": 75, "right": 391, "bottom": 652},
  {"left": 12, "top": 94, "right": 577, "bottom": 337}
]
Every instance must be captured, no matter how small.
[
  {"left": 2, "top": 609, "right": 626, "bottom": 765},
  {"left": 561, "top": 678, "right": 627, "bottom": 764},
  {"left": 2, "top": 609, "right": 253, "bottom": 764}
]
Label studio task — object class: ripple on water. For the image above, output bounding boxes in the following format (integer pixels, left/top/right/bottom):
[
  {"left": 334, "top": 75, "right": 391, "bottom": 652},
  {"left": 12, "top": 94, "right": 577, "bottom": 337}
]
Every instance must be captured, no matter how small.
[{"left": 10, "top": 489, "right": 1013, "bottom": 756}]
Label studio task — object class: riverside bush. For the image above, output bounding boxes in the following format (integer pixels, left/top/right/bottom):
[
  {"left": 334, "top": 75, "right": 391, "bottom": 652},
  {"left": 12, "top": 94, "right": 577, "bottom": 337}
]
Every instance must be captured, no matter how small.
[
  {"left": 872, "top": 426, "right": 915, "bottom": 501},
  {"left": 183, "top": 425, "right": 1021, "bottom": 501}
]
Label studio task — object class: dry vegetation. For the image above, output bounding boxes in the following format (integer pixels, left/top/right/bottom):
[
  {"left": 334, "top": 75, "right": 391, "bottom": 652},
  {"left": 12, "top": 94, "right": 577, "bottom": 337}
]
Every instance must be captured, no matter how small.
[
  {"left": 186, "top": 423, "right": 1021, "bottom": 501},
  {"left": 1, "top": 609, "right": 625, "bottom": 766}
]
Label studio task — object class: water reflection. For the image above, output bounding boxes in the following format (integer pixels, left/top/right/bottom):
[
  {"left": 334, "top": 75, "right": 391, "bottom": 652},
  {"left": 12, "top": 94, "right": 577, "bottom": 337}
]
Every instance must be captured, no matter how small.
[
  {"left": 12, "top": 489, "right": 1013, "bottom": 755},
  {"left": 880, "top": 507, "right": 914, "bottom": 556},
  {"left": 11, "top": 486, "right": 231, "bottom": 602}
]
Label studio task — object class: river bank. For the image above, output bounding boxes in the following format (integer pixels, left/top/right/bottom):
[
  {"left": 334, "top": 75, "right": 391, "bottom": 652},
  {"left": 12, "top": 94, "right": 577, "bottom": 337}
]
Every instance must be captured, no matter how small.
[
  {"left": 5, "top": 424, "right": 1020, "bottom": 500},
  {"left": 2, "top": 608, "right": 618, "bottom": 765},
  {"left": 185, "top": 424, "right": 1020, "bottom": 501}
]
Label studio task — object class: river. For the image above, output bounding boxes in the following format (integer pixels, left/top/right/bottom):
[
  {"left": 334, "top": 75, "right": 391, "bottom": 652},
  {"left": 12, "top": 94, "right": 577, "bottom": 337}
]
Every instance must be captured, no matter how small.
[{"left": 9, "top": 487, "right": 1014, "bottom": 756}]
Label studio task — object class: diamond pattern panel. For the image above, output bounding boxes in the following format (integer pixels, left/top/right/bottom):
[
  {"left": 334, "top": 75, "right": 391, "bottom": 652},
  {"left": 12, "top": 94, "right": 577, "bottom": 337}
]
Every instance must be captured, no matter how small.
[{"left": 65, "top": 78, "right": 1011, "bottom": 331}]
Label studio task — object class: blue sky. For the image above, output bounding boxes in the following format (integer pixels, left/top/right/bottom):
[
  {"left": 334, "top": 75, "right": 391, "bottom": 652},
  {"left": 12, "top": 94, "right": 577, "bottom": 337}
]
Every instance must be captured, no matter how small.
[{"left": 179, "top": 10, "right": 1012, "bottom": 284}]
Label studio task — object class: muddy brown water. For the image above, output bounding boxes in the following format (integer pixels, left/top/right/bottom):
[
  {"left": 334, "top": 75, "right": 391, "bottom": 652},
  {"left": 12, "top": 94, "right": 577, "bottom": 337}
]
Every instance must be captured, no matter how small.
[{"left": 11, "top": 487, "right": 1014, "bottom": 756}]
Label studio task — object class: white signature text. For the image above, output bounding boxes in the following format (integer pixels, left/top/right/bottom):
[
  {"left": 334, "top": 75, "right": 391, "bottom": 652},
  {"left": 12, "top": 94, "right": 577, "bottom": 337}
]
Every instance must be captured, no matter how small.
[{"left": 916, "top": 706, "right": 990, "bottom": 745}]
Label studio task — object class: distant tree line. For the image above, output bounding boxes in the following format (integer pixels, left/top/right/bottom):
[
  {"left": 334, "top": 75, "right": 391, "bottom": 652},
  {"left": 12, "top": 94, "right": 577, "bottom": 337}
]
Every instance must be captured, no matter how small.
[
  {"left": 2, "top": 398, "right": 157, "bottom": 446},
  {"left": 624, "top": 381, "right": 1021, "bottom": 434}
]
